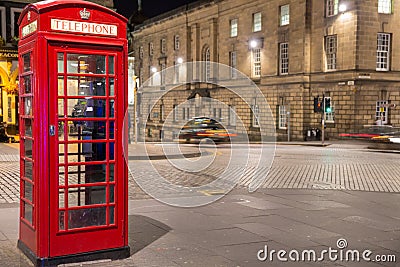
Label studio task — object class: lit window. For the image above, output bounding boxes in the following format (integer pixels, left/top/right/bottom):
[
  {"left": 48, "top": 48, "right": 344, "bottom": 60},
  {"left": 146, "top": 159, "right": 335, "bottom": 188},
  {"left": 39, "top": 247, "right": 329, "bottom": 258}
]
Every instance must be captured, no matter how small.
[
  {"left": 376, "top": 100, "right": 388, "bottom": 124},
  {"left": 326, "top": 0, "right": 339, "bottom": 17},
  {"left": 229, "top": 51, "right": 237, "bottom": 79},
  {"left": 161, "top": 39, "right": 166, "bottom": 53},
  {"left": 174, "top": 35, "right": 180, "bottom": 50},
  {"left": 149, "top": 42, "right": 154, "bottom": 56},
  {"left": 377, "top": 33, "right": 390, "bottom": 71},
  {"left": 252, "top": 48, "right": 261, "bottom": 78},
  {"left": 230, "top": 19, "right": 238, "bottom": 37},
  {"left": 378, "top": 0, "right": 392, "bottom": 14},
  {"left": 325, "top": 35, "right": 337, "bottom": 70},
  {"left": 279, "top": 105, "right": 287, "bottom": 129},
  {"left": 253, "top": 12, "right": 262, "bottom": 32},
  {"left": 280, "top": 5, "right": 290, "bottom": 26},
  {"left": 279, "top": 43, "right": 289, "bottom": 75}
]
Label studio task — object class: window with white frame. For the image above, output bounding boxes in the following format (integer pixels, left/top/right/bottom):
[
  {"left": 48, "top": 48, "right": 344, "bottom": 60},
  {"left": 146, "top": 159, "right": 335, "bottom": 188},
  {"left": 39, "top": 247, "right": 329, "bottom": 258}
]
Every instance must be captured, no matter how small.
[
  {"left": 204, "top": 47, "right": 211, "bottom": 81},
  {"left": 174, "top": 35, "right": 180, "bottom": 50},
  {"left": 378, "top": 0, "right": 392, "bottom": 14},
  {"left": 0, "top": 7, "right": 5, "bottom": 42},
  {"left": 229, "top": 51, "right": 237, "bottom": 79},
  {"left": 161, "top": 39, "right": 166, "bottom": 53},
  {"left": 252, "top": 48, "right": 261, "bottom": 78},
  {"left": 139, "top": 46, "right": 144, "bottom": 59},
  {"left": 149, "top": 42, "right": 154, "bottom": 56},
  {"left": 279, "top": 43, "right": 289, "bottom": 75},
  {"left": 11, "top": 8, "right": 23, "bottom": 38},
  {"left": 228, "top": 105, "right": 236, "bottom": 126},
  {"left": 280, "top": 5, "right": 290, "bottom": 26},
  {"left": 279, "top": 105, "right": 287, "bottom": 129},
  {"left": 377, "top": 33, "right": 390, "bottom": 71},
  {"left": 160, "top": 63, "right": 166, "bottom": 85},
  {"left": 252, "top": 104, "right": 260, "bottom": 127},
  {"left": 326, "top": 0, "right": 339, "bottom": 17},
  {"left": 325, "top": 35, "right": 337, "bottom": 70},
  {"left": 230, "top": 19, "right": 238, "bottom": 37},
  {"left": 253, "top": 12, "right": 262, "bottom": 32},
  {"left": 324, "top": 97, "right": 335, "bottom": 123},
  {"left": 376, "top": 100, "right": 388, "bottom": 124},
  {"left": 182, "top": 107, "right": 190, "bottom": 120}
]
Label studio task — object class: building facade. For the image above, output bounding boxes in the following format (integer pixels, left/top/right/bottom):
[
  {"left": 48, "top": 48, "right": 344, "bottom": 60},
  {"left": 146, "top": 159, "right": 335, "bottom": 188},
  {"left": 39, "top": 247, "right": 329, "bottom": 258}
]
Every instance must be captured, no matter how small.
[
  {"left": 0, "top": 0, "right": 114, "bottom": 137},
  {"left": 131, "top": 0, "right": 400, "bottom": 141}
]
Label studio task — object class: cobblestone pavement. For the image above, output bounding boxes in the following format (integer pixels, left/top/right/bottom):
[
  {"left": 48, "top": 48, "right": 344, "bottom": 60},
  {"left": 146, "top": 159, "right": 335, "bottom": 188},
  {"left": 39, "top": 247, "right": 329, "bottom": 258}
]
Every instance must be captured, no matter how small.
[{"left": 1, "top": 142, "right": 400, "bottom": 203}]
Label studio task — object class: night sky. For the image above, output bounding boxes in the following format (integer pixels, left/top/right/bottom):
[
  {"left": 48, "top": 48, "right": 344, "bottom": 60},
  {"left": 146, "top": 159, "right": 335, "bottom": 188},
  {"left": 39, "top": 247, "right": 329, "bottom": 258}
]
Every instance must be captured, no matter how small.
[{"left": 114, "top": 0, "right": 199, "bottom": 19}]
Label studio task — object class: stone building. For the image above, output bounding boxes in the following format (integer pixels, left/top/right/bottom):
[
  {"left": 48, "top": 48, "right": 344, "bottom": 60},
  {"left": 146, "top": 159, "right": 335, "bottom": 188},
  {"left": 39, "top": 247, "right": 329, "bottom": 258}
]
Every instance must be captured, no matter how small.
[
  {"left": 0, "top": 0, "right": 114, "bottom": 137},
  {"left": 131, "top": 0, "right": 400, "bottom": 141}
]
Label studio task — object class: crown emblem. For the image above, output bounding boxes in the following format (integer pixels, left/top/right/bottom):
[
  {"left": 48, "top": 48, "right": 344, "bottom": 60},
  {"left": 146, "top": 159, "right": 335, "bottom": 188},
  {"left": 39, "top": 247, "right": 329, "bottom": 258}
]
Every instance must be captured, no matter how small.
[{"left": 79, "top": 8, "right": 90, "bottom": 20}]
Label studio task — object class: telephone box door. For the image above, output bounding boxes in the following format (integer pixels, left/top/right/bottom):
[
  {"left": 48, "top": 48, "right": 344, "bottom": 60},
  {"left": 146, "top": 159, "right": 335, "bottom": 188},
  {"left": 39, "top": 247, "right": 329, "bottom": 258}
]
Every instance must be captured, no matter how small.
[{"left": 48, "top": 43, "right": 126, "bottom": 256}]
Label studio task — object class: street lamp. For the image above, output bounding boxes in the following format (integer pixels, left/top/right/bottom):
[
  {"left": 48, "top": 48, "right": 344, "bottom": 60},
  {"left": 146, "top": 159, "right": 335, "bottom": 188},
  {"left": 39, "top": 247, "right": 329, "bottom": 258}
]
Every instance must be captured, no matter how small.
[
  {"left": 133, "top": 75, "right": 138, "bottom": 144},
  {"left": 151, "top": 66, "right": 157, "bottom": 73},
  {"left": 339, "top": 3, "right": 347, "bottom": 13},
  {"left": 177, "top": 57, "right": 183, "bottom": 64}
]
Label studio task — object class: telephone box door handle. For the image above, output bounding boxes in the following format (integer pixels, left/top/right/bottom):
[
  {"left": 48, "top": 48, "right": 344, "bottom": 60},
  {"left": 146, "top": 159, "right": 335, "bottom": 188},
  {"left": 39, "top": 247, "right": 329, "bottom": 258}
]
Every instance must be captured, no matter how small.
[{"left": 49, "top": 125, "right": 56, "bottom": 136}]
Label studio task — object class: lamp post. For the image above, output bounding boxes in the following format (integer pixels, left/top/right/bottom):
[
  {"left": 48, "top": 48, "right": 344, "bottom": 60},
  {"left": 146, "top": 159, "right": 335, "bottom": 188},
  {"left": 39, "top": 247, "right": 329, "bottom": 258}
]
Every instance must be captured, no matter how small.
[{"left": 133, "top": 75, "right": 138, "bottom": 144}]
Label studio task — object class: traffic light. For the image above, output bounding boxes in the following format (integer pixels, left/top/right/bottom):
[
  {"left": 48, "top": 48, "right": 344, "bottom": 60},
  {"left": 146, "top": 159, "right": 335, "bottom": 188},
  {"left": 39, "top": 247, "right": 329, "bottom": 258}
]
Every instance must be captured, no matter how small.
[
  {"left": 314, "top": 97, "right": 322, "bottom": 113},
  {"left": 324, "top": 97, "right": 332, "bottom": 113}
]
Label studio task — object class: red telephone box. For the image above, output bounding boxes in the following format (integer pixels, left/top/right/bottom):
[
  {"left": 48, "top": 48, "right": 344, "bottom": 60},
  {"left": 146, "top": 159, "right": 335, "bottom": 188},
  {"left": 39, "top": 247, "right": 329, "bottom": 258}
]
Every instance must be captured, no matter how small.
[{"left": 17, "top": 1, "right": 129, "bottom": 265}]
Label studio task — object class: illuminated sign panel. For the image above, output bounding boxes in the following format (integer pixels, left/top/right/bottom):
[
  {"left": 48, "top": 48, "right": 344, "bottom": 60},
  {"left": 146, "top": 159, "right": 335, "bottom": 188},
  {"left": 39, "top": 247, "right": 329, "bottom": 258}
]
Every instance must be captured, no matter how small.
[
  {"left": 50, "top": 19, "right": 117, "bottom": 36},
  {"left": 22, "top": 20, "right": 38, "bottom": 37}
]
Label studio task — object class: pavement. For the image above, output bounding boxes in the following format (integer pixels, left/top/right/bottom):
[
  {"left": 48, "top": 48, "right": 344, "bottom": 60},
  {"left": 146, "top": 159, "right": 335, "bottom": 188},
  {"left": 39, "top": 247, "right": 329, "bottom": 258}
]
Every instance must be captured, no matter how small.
[{"left": 0, "top": 141, "right": 399, "bottom": 267}]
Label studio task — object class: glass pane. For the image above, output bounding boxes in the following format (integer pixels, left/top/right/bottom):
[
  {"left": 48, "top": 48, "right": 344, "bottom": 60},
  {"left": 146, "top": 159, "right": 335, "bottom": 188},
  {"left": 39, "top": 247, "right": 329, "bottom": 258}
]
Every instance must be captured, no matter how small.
[
  {"left": 59, "top": 211, "right": 65, "bottom": 230},
  {"left": 109, "top": 78, "right": 115, "bottom": 96},
  {"left": 22, "top": 75, "right": 32, "bottom": 94},
  {"left": 24, "top": 138, "right": 32, "bottom": 158},
  {"left": 24, "top": 119, "right": 32, "bottom": 137},
  {"left": 67, "top": 76, "right": 106, "bottom": 96},
  {"left": 24, "top": 202, "right": 33, "bottom": 224},
  {"left": 109, "top": 121, "right": 115, "bottom": 139},
  {"left": 59, "top": 166, "right": 65, "bottom": 185},
  {"left": 109, "top": 142, "right": 115, "bottom": 160},
  {"left": 58, "top": 76, "right": 64, "bottom": 96},
  {"left": 67, "top": 165, "right": 85, "bottom": 185},
  {"left": 68, "top": 186, "right": 107, "bottom": 206},
  {"left": 57, "top": 53, "right": 64, "bottom": 73},
  {"left": 110, "top": 206, "right": 114, "bottom": 224},
  {"left": 109, "top": 185, "right": 114, "bottom": 203},
  {"left": 67, "top": 121, "right": 107, "bottom": 140},
  {"left": 67, "top": 54, "right": 106, "bottom": 74},
  {"left": 24, "top": 97, "right": 33, "bottom": 116},
  {"left": 109, "top": 56, "right": 115, "bottom": 74},
  {"left": 109, "top": 100, "right": 115, "bottom": 118},
  {"left": 84, "top": 164, "right": 107, "bottom": 183},
  {"left": 67, "top": 164, "right": 107, "bottom": 185},
  {"left": 23, "top": 53, "right": 31, "bottom": 72},
  {"left": 109, "top": 164, "right": 114, "bottom": 182},
  {"left": 59, "top": 189, "right": 65, "bottom": 208},
  {"left": 24, "top": 181, "right": 33, "bottom": 202},
  {"left": 24, "top": 160, "right": 33, "bottom": 181},
  {"left": 58, "top": 99, "right": 64, "bottom": 117},
  {"left": 68, "top": 99, "right": 106, "bottom": 118},
  {"left": 68, "top": 207, "right": 106, "bottom": 229},
  {"left": 58, "top": 121, "right": 65, "bottom": 141}
]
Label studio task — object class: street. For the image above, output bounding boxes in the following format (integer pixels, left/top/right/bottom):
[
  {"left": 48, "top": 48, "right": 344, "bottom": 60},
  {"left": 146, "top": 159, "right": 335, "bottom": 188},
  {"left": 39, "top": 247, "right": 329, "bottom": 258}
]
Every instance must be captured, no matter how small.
[{"left": 0, "top": 141, "right": 399, "bottom": 266}]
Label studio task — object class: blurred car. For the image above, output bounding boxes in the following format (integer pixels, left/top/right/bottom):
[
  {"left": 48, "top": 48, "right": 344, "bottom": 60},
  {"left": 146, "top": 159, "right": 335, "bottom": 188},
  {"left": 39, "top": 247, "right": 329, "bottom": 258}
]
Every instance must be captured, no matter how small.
[
  {"left": 178, "top": 117, "right": 236, "bottom": 143},
  {"left": 339, "top": 125, "right": 400, "bottom": 140}
]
